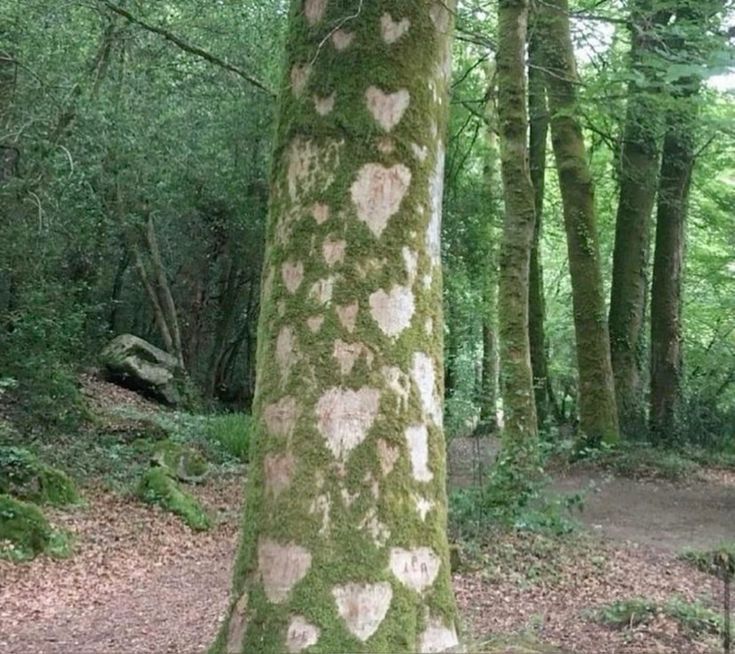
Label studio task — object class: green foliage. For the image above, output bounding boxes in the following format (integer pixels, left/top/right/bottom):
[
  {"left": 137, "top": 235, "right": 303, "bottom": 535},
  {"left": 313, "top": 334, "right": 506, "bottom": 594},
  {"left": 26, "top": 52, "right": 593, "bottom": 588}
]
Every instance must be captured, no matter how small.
[
  {"left": 593, "top": 597, "right": 658, "bottom": 628},
  {"left": 593, "top": 596, "right": 723, "bottom": 636},
  {"left": 680, "top": 543, "right": 735, "bottom": 579},
  {"left": 0, "top": 446, "right": 79, "bottom": 506},
  {"left": 0, "top": 494, "right": 71, "bottom": 561},
  {"left": 207, "top": 413, "right": 252, "bottom": 463},
  {"left": 449, "top": 451, "right": 582, "bottom": 539},
  {"left": 136, "top": 467, "right": 211, "bottom": 531}
]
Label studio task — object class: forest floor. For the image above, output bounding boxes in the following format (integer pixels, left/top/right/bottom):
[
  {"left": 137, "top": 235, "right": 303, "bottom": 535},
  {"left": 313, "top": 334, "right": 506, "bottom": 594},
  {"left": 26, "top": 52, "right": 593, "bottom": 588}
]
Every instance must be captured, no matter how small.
[{"left": 1, "top": 388, "right": 733, "bottom": 654}]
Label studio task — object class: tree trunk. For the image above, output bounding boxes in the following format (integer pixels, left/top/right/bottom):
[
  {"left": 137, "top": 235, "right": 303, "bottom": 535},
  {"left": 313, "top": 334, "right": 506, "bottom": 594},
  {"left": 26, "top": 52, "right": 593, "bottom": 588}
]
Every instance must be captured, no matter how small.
[
  {"left": 609, "top": 1, "right": 669, "bottom": 437},
  {"left": 479, "top": 61, "right": 501, "bottom": 432},
  {"left": 213, "top": 3, "right": 460, "bottom": 653},
  {"left": 497, "top": 0, "right": 539, "bottom": 455},
  {"left": 538, "top": 0, "right": 620, "bottom": 445},
  {"left": 649, "top": 96, "right": 698, "bottom": 441},
  {"left": 527, "top": 3, "right": 550, "bottom": 429}
]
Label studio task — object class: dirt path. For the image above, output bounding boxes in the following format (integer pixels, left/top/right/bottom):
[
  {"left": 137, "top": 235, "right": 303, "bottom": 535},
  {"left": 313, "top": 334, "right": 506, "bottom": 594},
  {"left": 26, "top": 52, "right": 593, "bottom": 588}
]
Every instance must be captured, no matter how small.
[
  {"left": 449, "top": 436, "right": 735, "bottom": 552},
  {"left": 553, "top": 469, "right": 735, "bottom": 552}
]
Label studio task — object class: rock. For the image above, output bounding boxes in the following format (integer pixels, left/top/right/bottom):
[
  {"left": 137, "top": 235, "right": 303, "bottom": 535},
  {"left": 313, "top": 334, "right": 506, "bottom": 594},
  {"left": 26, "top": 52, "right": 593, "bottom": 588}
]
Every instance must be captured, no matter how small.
[
  {"left": 0, "top": 447, "right": 79, "bottom": 506},
  {"left": 101, "top": 334, "right": 182, "bottom": 406},
  {"left": 151, "top": 440, "right": 209, "bottom": 484}
]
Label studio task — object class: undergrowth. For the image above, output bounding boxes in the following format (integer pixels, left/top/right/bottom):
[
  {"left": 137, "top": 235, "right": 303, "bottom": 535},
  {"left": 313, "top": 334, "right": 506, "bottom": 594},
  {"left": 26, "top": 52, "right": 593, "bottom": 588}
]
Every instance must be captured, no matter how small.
[{"left": 592, "top": 596, "right": 724, "bottom": 637}]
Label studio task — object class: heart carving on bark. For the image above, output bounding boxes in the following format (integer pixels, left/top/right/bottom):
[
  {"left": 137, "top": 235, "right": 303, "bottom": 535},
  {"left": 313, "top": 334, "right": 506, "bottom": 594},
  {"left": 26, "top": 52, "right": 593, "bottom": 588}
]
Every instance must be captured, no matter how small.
[{"left": 365, "top": 87, "right": 410, "bottom": 132}]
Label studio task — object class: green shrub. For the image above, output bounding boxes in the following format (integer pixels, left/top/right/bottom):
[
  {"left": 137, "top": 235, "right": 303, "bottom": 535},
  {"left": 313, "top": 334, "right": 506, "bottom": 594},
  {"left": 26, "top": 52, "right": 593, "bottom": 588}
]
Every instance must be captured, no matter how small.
[
  {"left": 449, "top": 451, "right": 582, "bottom": 539},
  {"left": 0, "top": 446, "right": 79, "bottom": 506},
  {"left": 137, "top": 467, "right": 211, "bottom": 531},
  {"left": 208, "top": 413, "right": 252, "bottom": 462},
  {"left": 0, "top": 494, "right": 71, "bottom": 561}
]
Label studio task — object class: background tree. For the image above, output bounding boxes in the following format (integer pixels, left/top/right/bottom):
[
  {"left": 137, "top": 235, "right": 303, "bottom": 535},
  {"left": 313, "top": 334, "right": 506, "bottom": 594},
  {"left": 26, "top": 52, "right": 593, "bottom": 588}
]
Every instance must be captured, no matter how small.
[
  {"left": 608, "top": 0, "right": 670, "bottom": 437},
  {"left": 538, "top": 0, "right": 620, "bottom": 445},
  {"left": 496, "top": 0, "right": 539, "bottom": 456}
]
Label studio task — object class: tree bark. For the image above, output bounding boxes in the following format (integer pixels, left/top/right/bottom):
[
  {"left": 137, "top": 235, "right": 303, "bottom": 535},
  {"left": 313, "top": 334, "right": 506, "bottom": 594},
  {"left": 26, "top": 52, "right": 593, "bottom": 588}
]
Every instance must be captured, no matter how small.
[
  {"left": 649, "top": 94, "right": 698, "bottom": 441},
  {"left": 527, "top": 2, "right": 550, "bottom": 429},
  {"left": 497, "top": 0, "right": 539, "bottom": 456},
  {"left": 609, "top": 1, "right": 669, "bottom": 437},
  {"left": 213, "top": 3, "right": 460, "bottom": 652},
  {"left": 479, "top": 61, "right": 501, "bottom": 432},
  {"left": 538, "top": 0, "right": 620, "bottom": 445}
]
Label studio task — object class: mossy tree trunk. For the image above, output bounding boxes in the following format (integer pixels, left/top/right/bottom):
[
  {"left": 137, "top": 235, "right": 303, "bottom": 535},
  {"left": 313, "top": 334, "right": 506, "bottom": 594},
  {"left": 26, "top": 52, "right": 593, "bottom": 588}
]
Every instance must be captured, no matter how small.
[
  {"left": 479, "top": 62, "right": 501, "bottom": 432},
  {"left": 537, "top": 0, "right": 620, "bottom": 446},
  {"left": 497, "top": 0, "right": 539, "bottom": 457},
  {"left": 649, "top": 113, "right": 694, "bottom": 442},
  {"left": 212, "top": 2, "right": 460, "bottom": 653},
  {"left": 649, "top": 0, "right": 724, "bottom": 441},
  {"left": 608, "top": 0, "right": 669, "bottom": 438},
  {"left": 527, "top": 2, "right": 551, "bottom": 430}
]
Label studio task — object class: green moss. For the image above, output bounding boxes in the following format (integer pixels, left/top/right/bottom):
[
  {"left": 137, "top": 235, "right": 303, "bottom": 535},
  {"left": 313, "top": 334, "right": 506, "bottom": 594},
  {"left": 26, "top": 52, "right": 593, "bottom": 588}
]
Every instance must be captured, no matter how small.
[
  {"left": 0, "top": 494, "right": 71, "bottom": 561},
  {"left": 151, "top": 440, "right": 209, "bottom": 483},
  {"left": 137, "top": 467, "right": 211, "bottom": 531},
  {"left": 0, "top": 446, "right": 79, "bottom": 506}
]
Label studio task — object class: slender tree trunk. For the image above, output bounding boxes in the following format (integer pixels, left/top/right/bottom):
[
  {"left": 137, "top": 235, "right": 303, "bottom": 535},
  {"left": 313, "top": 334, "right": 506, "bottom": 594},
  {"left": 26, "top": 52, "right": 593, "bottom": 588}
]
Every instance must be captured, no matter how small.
[
  {"left": 479, "top": 61, "right": 501, "bottom": 432},
  {"left": 213, "top": 3, "right": 460, "bottom": 653},
  {"left": 538, "top": 0, "right": 620, "bottom": 445},
  {"left": 145, "top": 215, "right": 185, "bottom": 368},
  {"left": 527, "top": 3, "right": 550, "bottom": 429},
  {"left": 497, "top": 0, "right": 539, "bottom": 457},
  {"left": 609, "top": 1, "right": 669, "bottom": 437},
  {"left": 649, "top": 97, "right": 698, "bottom": 441}
]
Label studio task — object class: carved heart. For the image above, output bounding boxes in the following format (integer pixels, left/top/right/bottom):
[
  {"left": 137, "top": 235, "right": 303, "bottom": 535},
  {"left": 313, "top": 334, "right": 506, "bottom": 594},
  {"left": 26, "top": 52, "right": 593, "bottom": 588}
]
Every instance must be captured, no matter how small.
[
  {"left": 380, "top": 13, "right": 410, "bottom": 44},
  {"left": 316, "top": 387, "right": 380, "bottom": 460},
  {"left": 351, "top": 163, "right": 411, "bottom": 238},
  {"left": 369, "top": 285, "right": 415, "bottom": 338},
  {"left": 365, "top": 87, "right": 410, "bottom": 132}
]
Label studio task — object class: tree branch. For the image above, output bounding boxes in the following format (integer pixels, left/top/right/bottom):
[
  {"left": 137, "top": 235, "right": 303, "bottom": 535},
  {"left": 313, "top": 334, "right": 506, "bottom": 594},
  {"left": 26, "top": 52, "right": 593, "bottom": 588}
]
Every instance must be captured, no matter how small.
[{"left": 102, "top": 1, "right": 275, "bottom": 98}]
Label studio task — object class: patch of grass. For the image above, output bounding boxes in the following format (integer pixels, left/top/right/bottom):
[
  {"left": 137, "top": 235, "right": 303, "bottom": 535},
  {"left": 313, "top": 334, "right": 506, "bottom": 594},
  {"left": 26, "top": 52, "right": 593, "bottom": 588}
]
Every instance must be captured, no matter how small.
[
  {"left": 0, "top": 446, "right": 80, "bottom": 506},
  {"left": 680, "top": 543, "right": 735, "bottom": 578},
  {"left": 664, "top": 596, "right": 723, "bottom": 636},
  {"left": 207, "top": 413, "right": 251, "bottom": 463},
  {"left": 0, "top": 494, "right": 72, "bottom": 561},
  {"left": 593, "top": 597, "right": 658, "bottom": 628},
  {"left": 136, "top": 467, "right": 211, "bottom": 531},
  {"left": 592, "top": 596, "right": 723, "bottom": 636}
]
